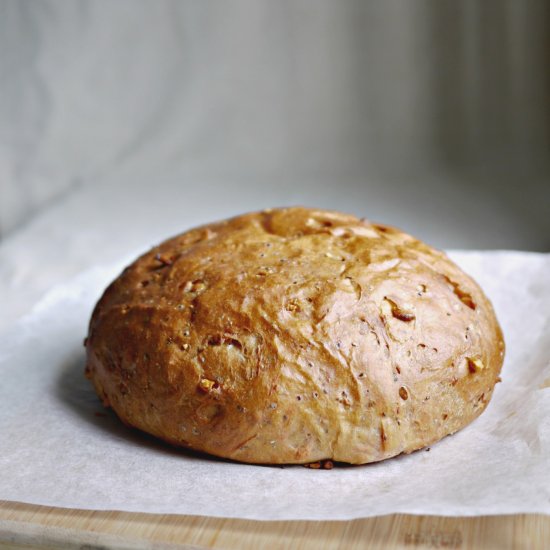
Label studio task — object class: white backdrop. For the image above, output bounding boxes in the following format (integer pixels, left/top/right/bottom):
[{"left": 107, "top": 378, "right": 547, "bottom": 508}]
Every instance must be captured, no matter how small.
[{"left": 0, "top": 0, "right": 549, "bottom": 247}]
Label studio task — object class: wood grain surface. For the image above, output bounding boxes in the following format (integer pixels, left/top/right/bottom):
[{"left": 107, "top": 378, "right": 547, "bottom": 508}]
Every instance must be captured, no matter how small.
[{"left": 0, "top": 501, "right": 548, "bottom": 550}]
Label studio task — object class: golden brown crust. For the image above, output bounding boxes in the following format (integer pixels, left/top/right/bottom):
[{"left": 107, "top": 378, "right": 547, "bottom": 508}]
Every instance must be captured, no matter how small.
[{"left": 85, "top": 207, "right": 505, "bottom": 464}]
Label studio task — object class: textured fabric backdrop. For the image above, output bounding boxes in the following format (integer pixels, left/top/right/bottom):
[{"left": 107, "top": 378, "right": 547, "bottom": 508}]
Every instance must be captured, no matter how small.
[{"left": 0, "top": 0, "right": 549, "bottom": 246}]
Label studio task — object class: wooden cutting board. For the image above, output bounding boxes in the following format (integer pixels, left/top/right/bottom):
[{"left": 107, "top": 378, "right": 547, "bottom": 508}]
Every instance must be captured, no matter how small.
[{"left": 0, "top": 501, "right": 548, "bottom": 549}]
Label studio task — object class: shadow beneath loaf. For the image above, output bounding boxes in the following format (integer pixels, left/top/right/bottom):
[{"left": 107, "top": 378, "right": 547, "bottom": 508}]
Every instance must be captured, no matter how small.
[{"left": 55, "top": 346, "right": 248, "bottom": 466}]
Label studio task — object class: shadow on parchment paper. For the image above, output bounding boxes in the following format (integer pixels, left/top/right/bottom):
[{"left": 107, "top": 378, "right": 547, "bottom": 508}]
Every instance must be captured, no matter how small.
[{"left": 54, "top": 345, "right": 243, "bottom": 466}]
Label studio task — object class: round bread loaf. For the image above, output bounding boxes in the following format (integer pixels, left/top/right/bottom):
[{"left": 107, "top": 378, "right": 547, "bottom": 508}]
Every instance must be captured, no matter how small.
[{"left": 85, "top": 207, "right": 504, "bottom": 465}]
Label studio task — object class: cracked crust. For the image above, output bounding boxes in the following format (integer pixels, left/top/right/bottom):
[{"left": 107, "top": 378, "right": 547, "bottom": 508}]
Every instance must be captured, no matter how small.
[{"left": 85, "top": 207, "right": 505, "bottom": 464}]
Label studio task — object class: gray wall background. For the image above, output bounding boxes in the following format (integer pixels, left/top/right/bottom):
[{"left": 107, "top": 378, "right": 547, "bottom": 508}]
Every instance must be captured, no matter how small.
[{"left": 1, "top": 0, "right": 549, "bottom": 248}]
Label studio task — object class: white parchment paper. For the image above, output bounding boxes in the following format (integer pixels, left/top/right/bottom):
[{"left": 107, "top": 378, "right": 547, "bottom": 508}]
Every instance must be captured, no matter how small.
[{"left": 1, "top": 251, "right": 549, "bottom": 520}]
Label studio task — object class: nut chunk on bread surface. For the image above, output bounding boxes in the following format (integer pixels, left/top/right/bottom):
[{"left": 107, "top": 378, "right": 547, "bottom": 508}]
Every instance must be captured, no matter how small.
[{"left": 85, "top": 207, "right": 504, "bottom": 465}]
